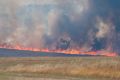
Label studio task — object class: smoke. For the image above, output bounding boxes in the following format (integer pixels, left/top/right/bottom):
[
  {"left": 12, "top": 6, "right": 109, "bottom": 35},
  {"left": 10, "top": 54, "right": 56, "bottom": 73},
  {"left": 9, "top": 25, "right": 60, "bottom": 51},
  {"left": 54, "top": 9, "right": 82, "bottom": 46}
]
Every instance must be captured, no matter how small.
[
  {"left": 90, "top": 0, "right": 120, "bottom": 54},
  {"left": 0, "top": 0, "right": 120, "bottom": 54}
]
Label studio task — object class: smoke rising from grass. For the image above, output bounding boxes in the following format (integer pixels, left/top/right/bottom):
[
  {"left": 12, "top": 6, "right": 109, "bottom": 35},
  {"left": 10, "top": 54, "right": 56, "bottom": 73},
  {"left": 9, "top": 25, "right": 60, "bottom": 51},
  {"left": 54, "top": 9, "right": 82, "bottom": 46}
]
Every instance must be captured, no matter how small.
[{"left": 0, "top": 0, "right": 119, "bottom": 54}]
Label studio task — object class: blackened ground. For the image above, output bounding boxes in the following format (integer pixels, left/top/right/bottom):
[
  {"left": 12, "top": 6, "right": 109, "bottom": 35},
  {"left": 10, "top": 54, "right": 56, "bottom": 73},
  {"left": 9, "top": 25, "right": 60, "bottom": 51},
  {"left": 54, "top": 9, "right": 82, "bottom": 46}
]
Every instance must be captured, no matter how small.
[{"left": 0, "top": 48, "right": 94, "bottom": 57}]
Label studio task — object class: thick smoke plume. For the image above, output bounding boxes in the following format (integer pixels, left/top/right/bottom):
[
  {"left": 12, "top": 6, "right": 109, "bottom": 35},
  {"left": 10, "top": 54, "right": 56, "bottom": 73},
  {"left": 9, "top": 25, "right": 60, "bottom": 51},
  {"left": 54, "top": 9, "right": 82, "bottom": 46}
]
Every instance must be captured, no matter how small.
[{"left": 0, "top": 0, "right": 119, "bottom": 54}]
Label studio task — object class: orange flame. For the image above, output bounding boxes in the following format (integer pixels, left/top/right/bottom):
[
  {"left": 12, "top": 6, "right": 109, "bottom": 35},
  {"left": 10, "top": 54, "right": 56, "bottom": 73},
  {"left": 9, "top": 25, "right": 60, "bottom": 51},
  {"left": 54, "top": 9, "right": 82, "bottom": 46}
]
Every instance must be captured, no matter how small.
[{"left": 0, "top": 45, "right": 117, "bottom": 57}]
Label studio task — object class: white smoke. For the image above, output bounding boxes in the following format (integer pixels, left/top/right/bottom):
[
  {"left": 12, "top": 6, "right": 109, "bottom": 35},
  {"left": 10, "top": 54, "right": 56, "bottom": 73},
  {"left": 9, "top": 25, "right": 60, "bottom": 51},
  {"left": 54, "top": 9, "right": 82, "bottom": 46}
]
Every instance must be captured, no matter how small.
[
  {"left": 96, "top": 17, "right": 113, "bottom": 39},
  {"left": 0, "top": 0, "right": 90, "bottom": 48}
]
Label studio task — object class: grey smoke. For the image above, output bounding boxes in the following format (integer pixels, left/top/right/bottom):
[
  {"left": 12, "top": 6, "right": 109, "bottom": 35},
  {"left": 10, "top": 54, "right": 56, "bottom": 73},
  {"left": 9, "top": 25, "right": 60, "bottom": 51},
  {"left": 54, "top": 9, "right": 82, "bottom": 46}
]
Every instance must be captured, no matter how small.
[{"left": 0, "top": 0, "right": 119, "bottom": 54}]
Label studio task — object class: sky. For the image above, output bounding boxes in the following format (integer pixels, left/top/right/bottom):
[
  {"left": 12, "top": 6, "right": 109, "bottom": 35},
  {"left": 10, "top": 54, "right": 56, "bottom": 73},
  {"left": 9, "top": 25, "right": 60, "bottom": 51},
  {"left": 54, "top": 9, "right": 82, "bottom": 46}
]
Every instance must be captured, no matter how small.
[{"left": 0, "top": 0, "right": 120, "bottom": 54}]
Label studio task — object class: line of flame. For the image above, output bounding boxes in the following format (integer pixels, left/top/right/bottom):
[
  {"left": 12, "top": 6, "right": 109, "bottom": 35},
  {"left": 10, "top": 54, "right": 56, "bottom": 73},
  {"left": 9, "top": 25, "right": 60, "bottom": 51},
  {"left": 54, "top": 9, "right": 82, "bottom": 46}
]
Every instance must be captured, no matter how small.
[{"left": 0, "top": 45, "right": 117, "bottom": 57}]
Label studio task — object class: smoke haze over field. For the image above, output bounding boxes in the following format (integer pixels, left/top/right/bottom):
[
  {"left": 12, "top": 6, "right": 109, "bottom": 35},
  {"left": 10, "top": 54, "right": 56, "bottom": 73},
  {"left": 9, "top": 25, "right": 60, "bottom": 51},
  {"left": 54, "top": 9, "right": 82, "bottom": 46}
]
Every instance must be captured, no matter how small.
[{"left": 0, "top": 0, "right": 120, "bottom": 54}]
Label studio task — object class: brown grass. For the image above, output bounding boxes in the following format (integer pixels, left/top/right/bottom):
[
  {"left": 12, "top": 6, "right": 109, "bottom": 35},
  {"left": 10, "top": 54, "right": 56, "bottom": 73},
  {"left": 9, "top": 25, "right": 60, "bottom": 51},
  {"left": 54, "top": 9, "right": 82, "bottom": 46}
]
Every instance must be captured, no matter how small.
[{"left": 0, "top": 57, "right": 120, "bottom": 79}]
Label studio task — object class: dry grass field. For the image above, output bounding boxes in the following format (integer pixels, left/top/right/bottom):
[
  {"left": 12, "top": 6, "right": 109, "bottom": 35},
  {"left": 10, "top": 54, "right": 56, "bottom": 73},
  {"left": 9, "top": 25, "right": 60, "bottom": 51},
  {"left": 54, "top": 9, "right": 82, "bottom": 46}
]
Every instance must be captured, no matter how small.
[{"left": 0, "top": 57, "right": 120, "bottom": 80}]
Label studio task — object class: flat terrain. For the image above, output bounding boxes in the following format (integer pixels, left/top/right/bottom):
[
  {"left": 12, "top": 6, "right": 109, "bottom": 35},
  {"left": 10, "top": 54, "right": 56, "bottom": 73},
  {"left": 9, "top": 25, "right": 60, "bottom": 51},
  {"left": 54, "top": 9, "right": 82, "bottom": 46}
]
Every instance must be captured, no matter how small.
[{"left": 0, "top": 57, "right": 120, "bottom": 80}]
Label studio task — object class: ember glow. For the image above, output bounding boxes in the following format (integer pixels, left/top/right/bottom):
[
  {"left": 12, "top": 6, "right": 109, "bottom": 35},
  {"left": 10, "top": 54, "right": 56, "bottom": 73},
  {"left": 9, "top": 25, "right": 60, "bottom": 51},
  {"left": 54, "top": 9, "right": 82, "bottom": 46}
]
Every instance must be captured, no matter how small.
[{"left": 0, "top": 45, "right": 117, "bottom": 57}]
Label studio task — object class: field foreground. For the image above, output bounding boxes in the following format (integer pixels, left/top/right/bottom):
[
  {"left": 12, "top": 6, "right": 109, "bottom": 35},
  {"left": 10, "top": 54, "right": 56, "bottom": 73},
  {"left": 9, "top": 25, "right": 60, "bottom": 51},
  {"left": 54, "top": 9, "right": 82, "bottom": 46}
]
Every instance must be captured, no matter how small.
[{"left": 0, "top": 57, "right": 120, "bottom": 80}]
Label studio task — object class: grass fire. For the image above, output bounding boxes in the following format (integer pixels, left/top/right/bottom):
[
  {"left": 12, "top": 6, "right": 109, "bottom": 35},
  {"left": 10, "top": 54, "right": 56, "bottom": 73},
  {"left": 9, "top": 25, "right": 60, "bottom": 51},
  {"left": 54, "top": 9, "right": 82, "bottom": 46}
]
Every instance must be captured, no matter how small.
[
  {"left": 0, "top": 0, "right": 119, "bottom": 80},
  {"left": 0, "top": 34, "right": 118, "bottom": 57}
]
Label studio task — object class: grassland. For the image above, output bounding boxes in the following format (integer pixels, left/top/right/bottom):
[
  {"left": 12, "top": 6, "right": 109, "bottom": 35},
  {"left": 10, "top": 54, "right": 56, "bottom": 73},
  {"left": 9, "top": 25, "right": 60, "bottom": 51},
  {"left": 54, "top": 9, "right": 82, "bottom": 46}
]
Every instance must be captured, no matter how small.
[{"left": 0, "top": 57, "right": 120, "bottom": 80}]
